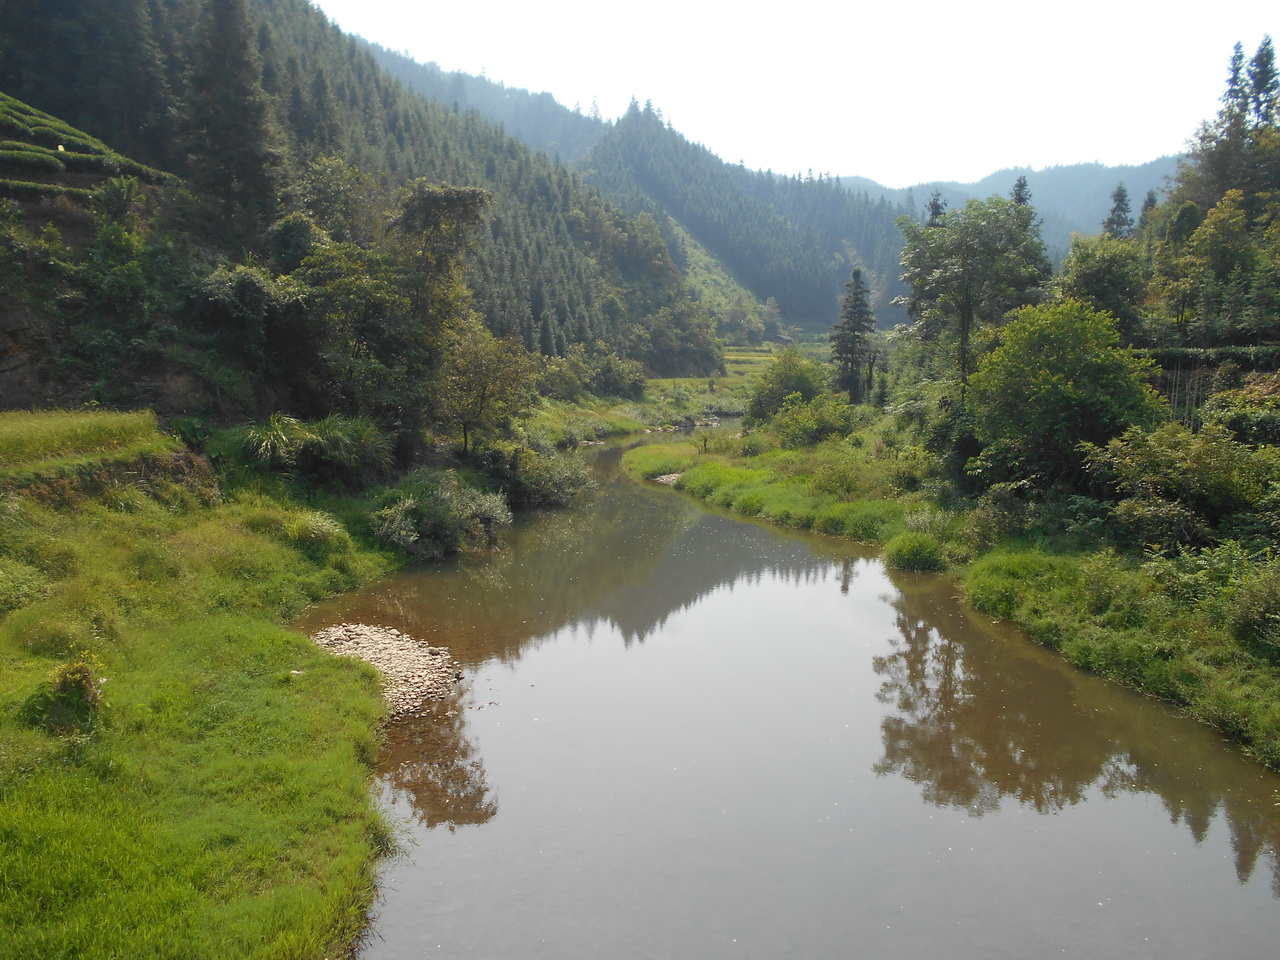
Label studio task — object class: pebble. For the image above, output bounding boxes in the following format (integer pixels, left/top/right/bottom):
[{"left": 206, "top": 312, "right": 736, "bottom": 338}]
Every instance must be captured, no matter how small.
[{"left": 311, "top": 622, "right": 461, "bottom": 718}]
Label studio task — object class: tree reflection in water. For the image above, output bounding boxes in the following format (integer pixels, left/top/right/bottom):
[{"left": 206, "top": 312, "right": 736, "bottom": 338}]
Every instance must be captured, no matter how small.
[
  {"left": 380, "top": 694, "right": 497, "bottom": 831},
  {"left": 873, "top": 569, "right": 1280, "bottom": 894}
]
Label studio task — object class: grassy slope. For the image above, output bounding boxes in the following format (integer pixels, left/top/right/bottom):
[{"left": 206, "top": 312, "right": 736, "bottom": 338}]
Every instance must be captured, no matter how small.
[{"left": 0, "top": 412, "right": 398, "bottom": 959}]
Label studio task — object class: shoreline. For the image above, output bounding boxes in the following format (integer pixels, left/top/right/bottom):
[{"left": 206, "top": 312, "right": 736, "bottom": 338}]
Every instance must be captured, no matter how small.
[{"left": 312, "top": 623, "right": 462, "bottom": 718}]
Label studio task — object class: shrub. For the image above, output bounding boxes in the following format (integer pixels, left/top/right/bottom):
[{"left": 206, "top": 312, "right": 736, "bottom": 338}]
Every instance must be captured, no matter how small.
[
  {"left": 476, "top": 443, "right": 594, "bottom": 507},
  {"left": 771, "top": 393, "right": 854, "bottom": 448},
  {"left": 370, "top": 470, "right": 511, "bottom": 559},
  {"left": 1228, "top": 567, "right": 1280, "bottom": 664},
  {"left": 19, "top": 650, "right": 107, "bottom": 733},
  {"left": 883, "top": 531, "right": 946, "bottom": 572},
  {"left": 744, "top": 348, "right": 829, "bottom": 423}
]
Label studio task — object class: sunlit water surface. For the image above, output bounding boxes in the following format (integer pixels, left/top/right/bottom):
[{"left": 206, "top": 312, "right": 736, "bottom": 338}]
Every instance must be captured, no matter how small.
[{"left": 298, "top": 447, "right": 1280, "bottom": 959}]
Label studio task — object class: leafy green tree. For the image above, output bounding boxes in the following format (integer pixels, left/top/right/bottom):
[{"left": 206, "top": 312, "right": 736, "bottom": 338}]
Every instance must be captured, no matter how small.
[
  {"left": 744, "top": 347, "right": 828, "bottom": 424},
  {"left": 437, "top": 319, "right": 538, "bottom": 452},
  {"left": 1055, "top": 234, "right": 1148, "bottom": 342},
  {"left": 895, "top": 196, "right": 1050, "bottom": 395},
  {"left": 967, "top": 300, "right": 1162, "bottom": 483},
  {"left": 830, "top": 268, "right": 876, "bottom": 402}
]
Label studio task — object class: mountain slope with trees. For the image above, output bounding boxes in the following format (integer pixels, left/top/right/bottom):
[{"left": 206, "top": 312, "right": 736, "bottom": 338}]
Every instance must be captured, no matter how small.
[
  {"left": 579, "top": 101, "right": 909, "bottom": 332},
  {"left": 0, "top": 0, "right": 722, "bottom": 406}
]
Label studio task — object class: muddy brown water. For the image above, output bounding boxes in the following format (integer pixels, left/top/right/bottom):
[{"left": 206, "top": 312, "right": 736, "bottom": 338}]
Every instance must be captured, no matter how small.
[{"left": 297, "top": 445, "right": 1280, "bottom": 959}]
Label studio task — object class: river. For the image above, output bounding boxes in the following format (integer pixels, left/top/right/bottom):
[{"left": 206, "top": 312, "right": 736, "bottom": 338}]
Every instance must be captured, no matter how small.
[{"left": 297, "top": 444, "right": 1280, "bottom": 959}]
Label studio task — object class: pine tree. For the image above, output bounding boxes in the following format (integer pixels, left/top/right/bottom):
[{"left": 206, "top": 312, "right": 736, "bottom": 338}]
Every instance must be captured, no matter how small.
[
  {"left": 1103, "top": 183, "right": 1134, "bottom": 238},
  {"left": 185, "top": 0, "right": 280, "bottom": 235},
  {"left": 831, "top": 268, "right": 875, "bottom": 402},
  {"left": 1248, "top": 35, "right": 1278, "bottom": 127},
  {"left": 1010, "top": 175, "right": 1031, "bottom": 206}
]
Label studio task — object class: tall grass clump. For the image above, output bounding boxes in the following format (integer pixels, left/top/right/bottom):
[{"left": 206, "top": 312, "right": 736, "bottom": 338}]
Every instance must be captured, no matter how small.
[{"left": 883, "top": 531, "right": 946, "bottom": 572}]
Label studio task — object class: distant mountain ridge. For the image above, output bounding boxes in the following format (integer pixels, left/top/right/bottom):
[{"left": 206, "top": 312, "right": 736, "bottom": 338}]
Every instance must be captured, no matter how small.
[
  {"left": 841, "top": 158, "right": 1181, "bottom": 259},
  {"left": 363, "top": 40, "right": 1182, "bottom": 328}
]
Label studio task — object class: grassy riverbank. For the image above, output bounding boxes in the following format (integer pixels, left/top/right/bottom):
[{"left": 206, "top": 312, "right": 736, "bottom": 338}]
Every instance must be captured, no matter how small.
[
  {"left": 623, "top": 431, "right": 1280, "bottom": 769},
  {"left": 1, "top": 411, "right": 400, "bottom": 959}
]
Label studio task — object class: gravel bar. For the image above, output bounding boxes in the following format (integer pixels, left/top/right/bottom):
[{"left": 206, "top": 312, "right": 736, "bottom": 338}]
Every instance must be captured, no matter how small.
[{"left": 311, "top": 622, "right": 461, "bottom": 717}]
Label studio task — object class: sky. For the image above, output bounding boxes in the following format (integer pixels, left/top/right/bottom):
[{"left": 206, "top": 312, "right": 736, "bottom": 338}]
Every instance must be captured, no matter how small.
[{"left": 310, "top": 0, "right": 1276, "bottom": 188}]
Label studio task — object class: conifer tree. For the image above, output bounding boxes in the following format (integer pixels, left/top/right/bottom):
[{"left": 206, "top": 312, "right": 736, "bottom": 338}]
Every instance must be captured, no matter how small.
[
  {"left": 185, "top": 0, "right": 280, "bottom": 234},
  {"left": 831, "top": 268, "right": 876, "bottom": 402},
  {"left": 1103, "top": 183, "right": 1134, "bottom": 238},
  {"left": 1010, "top": 175, "right": 1031, "bottom": 206},
  {"left": 1247, "top": 35, "right": 1278, "bottom": 127}
]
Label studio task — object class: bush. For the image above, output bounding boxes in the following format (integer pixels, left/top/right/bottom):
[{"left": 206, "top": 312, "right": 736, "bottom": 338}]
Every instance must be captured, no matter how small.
[
  {"left": 744, "top": 348, "right": 829, "bottom": 423},
  {"left": 883, "top": 531, "right": 946, "bottom": 572},
  {"left": 1228, "top": 567, "right": 1280, "bottom": 664},
  {"left": 477, "top": 443, "right": 594, "bottom": 508},
  {"left": 19, "top": 650, "right": 107, "bottom": 734},
  {"left": 771, "top": 393, "right": 854, "bottom": 448},
  {"left": 370, "top": 469, "right": 511, "bottom": 559}
]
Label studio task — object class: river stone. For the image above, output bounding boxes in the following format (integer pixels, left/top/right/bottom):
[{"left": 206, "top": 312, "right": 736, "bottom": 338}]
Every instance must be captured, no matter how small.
[{"left": 311, "top": 622, "right": 460, "bottom": 717}]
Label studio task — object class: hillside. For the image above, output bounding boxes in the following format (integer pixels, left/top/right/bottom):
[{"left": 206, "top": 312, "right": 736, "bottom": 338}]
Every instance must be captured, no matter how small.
[
  {"left": 361, "top": 41, "right": 610, "bottom": 165},
  {"left": 579, "top": 101, "right": 909, "bottom": 332},
  {"left": 0, "top": 0, "right": 722, "bottom": 407}
]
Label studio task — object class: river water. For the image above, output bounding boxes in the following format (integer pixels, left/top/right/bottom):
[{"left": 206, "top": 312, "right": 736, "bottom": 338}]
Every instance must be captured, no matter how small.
[{"left": 297, "top": 445, "right": 1280, "bottom": 959}]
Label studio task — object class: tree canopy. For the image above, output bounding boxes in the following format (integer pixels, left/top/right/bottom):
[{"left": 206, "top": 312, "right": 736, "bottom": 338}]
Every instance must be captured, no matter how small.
[
  {"left": 967, "top": 300, "right": 1162, "bottom": 482},
  {"left": 895, "top": 195, "right": 1050, "bottom": 393}
]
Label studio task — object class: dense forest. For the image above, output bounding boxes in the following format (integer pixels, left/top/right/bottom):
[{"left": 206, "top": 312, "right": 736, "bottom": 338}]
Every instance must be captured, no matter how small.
[
  {"left": 359, "top": 44, "right": 911, "bottom": 333},
  {"left": 0, "top": 0, "right": 724, "bottom": 432}
]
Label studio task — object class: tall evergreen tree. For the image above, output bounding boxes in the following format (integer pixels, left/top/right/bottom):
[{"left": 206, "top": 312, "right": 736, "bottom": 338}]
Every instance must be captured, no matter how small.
[
  {"left": 831, "top": 268, "right": 876, "bottom": 402},
  {"left": 1137, "top": 189, "right": 1159, "bottom": 230},
  {"left": 184, "top": 0, "right": 279, "bottom": 234},
  {"left": 1010, "top": 175, "right": 1031, "bottom": 206},
  {"left": 1247, "top": 35, "right": 1278, "bottom": 128},
  {"left": 1103, "top": 183, "right": 1134, "bottom": 238}
]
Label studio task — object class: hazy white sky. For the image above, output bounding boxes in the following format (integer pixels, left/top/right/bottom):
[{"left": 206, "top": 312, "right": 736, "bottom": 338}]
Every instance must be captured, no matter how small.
[{"left": 310, "top": 0, "right": 1275, "bottom": 187}]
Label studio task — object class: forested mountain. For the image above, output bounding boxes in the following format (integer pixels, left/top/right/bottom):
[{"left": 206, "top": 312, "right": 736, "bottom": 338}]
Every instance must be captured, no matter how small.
[
  {"left": 0, "top": 0, "right": 722, "bottom": 417},
  {"left": 361, "top": 42, "right": 609, "bottom": 165},
  {"left": 356, "top": 43, "right": 909, "bottom": 333},
  {"left": 579, "top": 101, "right": 909, "bottom": 331},
  {"left": 843, "top": 157, "right": 1180, "bottom": 260}
]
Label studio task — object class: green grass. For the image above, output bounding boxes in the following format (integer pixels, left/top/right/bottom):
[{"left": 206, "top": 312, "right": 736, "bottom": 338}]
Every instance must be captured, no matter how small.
[
  {"left": 623, "top": 433, "right": 927, "bottom": 544},
  {"left": 959, "top": 545, "right": 1280, "bottom": 767},
  {"left": 522, "top": 399, "right": 646, "bottom": 446},
  {"left": 0, "top": 409, "right": 179, "bottom": 479},
  {"left": 0, "top": 411, "right": 402, "bottom": 958}
]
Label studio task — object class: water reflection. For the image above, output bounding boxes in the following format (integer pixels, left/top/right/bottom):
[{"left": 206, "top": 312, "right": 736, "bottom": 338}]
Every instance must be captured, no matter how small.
[
  {"left": 298, "top": 445, "right": 848, "bottom": 663},
  {"left": 300, "top": 440, "right": 1280, "bottom": 923},
  {"left": 380, "top": 695, "right": 496, "bottom": 831},
  {"left": 875, "top": 569, "right": 1280, "bottom": 892}
]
